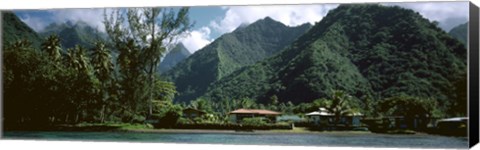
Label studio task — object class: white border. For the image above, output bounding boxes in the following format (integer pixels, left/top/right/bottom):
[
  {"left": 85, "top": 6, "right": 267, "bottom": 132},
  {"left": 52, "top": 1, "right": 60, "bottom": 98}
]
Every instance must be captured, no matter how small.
[
  {"left": 0, "top": 0, "right": 470, "bottom": 9},
  {"left": 0, "top": 140, "right": 465, "bottom": 150}
]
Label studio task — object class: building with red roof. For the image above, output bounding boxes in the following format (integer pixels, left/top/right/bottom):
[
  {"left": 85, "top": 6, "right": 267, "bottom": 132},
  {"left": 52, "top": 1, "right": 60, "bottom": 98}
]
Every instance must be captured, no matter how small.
[{"left": 228, "top": 109, "right": 282, "bottom": 123}]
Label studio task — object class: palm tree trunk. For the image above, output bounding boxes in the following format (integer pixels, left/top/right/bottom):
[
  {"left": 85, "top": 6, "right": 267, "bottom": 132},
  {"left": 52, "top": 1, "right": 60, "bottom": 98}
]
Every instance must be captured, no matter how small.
[
  {"left": 100, "top": 104, "right": 106, "bottom": 123},
  {"left": 100, "top": 85, "right": 106, "bottom": 123},
  {"left": 148, "top": 74, "right": 154, "bottom": 116},
  {"left": 65, "top": 113, "right": 69, "bottom": 123},
  {"left": 75, "top": 113, "right": 79, "bottom": 123}
]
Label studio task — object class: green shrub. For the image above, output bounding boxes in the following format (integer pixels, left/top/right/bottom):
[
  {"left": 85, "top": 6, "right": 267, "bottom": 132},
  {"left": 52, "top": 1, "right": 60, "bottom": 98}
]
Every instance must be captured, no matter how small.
[
  {"left": 242, "top": 117, "right": 267, "bottom": 126},
  {"left": 177, "top": 117, "right": 193, "bottom": 124},
  {"left": 155, "top": 104, "right": 183, "bottom": 128}
]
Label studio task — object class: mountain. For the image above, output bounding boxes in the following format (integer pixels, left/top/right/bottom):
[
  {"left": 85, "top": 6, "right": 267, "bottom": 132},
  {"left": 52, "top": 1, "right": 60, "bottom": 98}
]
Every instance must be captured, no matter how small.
[
  {"left": 202, "top": 4, "right": 467, "bottom": 115},
  {"left": 40, "top": 21, "right": 106, "bottom": 49},
  {"left": 163, "top": 17, "right": 312, "bottom": 103},
  {"left": 2, "top": 11, "right": 43, "bottom": 47},
  {"left": 159, "top": 43, "right": 191, "bottom": 73},
  {"left": 449, "top": 22, "right": 468, "bottom": 46}
]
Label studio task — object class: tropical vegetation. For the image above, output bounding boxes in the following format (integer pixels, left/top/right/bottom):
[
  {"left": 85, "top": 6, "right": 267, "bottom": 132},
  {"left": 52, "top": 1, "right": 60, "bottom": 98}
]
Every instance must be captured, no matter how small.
[{"left": 2, "top": 4, "right": 468, "bottom": 131}]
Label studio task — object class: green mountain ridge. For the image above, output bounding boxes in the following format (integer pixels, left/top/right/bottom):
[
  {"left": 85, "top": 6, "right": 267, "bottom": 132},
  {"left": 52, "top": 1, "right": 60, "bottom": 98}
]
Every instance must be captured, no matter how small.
[
  {"left": 448, "top": 22, "right": 468, "bottom": 47},
  {"left": 40, "top": 21, "right": 106, "bottom": 49},
  {"left": 2, "top": 11, "right": 43, "bottom": 47},
  {"left": 202, "top": 4, "right": 466, "bottom": 116},
  {"left": 158, "top": 43, "right": 191, "bottom": 73},
  {"left": 163, "top": 17, "right": 312, "bottom": 103}
]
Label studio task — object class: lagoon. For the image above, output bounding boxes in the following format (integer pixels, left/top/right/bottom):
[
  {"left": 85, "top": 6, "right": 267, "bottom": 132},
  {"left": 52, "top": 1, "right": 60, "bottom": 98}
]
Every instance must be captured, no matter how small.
[{"left": 2, "top": 131, "right": 468, "bottom": 149}]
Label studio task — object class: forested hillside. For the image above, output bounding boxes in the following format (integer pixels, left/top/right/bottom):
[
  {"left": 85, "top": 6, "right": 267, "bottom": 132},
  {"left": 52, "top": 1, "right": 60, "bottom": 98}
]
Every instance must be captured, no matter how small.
[
  {"left": 203, "top": 4, "right": 467, "bottom": 116},
  {"left": 2, "top": 11, "right": 43, "bottom": 47},
  {"left": 163, "top": 17, "right": 312, "bottom": 103},
  {"left": 2, "top": 5, "right": 468, "bottom": 129},
  {"left": 449, "top": 22, "right": 468, "bottom": 46},
  {"left": 40, "top": 21, "right": 106, "bottom": 49}
]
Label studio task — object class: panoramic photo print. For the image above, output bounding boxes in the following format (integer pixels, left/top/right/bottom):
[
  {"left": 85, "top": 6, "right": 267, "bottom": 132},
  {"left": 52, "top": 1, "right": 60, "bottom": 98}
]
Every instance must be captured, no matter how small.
[{"left": 1, "top": 2, "right": 470, "bottom": 149}]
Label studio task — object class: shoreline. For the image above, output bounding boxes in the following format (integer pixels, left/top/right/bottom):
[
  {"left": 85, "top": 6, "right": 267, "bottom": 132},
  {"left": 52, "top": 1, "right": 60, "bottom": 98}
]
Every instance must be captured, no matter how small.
[
  {"left": 3, "top": 124, "right": 459, "bottom": 137},
  {"left": 4, "top": 127, "right": 468, "bottom": 142},
  {"left": 96, "top": 128, "right": 428, "bottom": 136},
  {"left": 4, "top": 125, "right": 375, "bottom": 135},
  {"left": 121, "top": 128, "right": 435, "bottom": 136},
  {"left": 4, "top": 127, "right": 385, "bottom": 136},
  {"left": 4, "top": 128, "right": 459, "bottom": 140}
]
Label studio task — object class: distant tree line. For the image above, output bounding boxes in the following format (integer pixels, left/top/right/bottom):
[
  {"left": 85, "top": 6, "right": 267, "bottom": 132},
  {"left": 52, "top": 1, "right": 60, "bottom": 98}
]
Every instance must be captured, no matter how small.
[{"left": 177, "top": 89, "right": 444, "bottom": 125}]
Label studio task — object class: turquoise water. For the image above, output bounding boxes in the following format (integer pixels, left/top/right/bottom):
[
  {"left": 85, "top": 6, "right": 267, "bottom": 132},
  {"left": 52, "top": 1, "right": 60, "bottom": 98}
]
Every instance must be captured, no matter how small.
[{"left": 2, "top": 131, "right": 468, "bottom": 148}]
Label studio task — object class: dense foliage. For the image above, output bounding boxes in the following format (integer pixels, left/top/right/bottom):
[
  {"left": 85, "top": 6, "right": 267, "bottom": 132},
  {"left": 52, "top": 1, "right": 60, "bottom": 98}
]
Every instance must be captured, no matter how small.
[
  {"left": 2, "top": 4, "right": 468, "bottom": 130},
  {"left": 163, "top": 17, "right": 312, "bottom": 103},
  {"left": 103, "top": 7, "right": 192, "bottom": 116},
  {"left": 202, "top": 4, "right": 467, "bottom": 117},
  {"left": 3, "top": 38, "right": 102, "bottom": 127},
  {"left": 2, "top": 8, "right": 190, "bottom": 129}
]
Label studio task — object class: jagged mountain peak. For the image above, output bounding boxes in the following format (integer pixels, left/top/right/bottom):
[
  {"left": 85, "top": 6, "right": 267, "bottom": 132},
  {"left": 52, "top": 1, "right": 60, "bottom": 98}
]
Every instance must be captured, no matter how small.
[
  {"left": 158, "top": 43, "right": 192, "bottom": 73},
  {"left": 163, "top": 15, "right": 312, "bottom": 103},
  {"left": 39, "top": 20, "right": 106, "bottom": 49}
]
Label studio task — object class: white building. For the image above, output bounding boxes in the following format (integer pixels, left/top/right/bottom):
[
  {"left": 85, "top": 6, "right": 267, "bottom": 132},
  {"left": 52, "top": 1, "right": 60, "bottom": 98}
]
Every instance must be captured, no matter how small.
[{"left": 306, "top": 107, "right": 363, "bottom": 127}]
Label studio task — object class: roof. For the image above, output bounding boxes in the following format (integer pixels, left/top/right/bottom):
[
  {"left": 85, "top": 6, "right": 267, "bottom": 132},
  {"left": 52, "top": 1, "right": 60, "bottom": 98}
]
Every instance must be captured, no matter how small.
[
  {"left": 306, "top": 107, "right": 333, "bottom": 116},
  {"left": 306, "top": 111, "right": 334, "bottom": 116},
  {"left": 319, "top": 107, "right": 328, "bottom": 112},
  {"left": 307, "top": 107, "right": 363, "bottom": 116},
  {"left": 229, "top": 109, "right": 281, "bottom": 115},
  {"left": 438, "top": 117, "right": 468, "bottom": 122}
]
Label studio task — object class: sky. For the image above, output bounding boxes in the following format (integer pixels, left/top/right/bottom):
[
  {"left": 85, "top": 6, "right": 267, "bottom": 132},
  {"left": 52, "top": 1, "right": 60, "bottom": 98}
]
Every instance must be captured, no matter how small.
[{"left": 14, "top": 2, "right": 469, "bottom": 53}]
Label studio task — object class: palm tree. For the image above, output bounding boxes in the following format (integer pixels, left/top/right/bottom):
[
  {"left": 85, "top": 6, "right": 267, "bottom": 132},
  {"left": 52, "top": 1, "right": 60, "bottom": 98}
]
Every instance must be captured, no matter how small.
[
  {"left": 320, "top": 90, "right": 359, "bottom": 127},
  {"left": 90, "top": 42, "right": 114, "bottom": 122},
  {"left": 91, "top": 42, "right": 113, "bottom": 82},
  {"left": 65, "top": 45, "right": 90, "bottom": 72},
  {"left": 104, "top": 7, "right": 192, "bottom": 117},
  {"left": 41, "top": 35, "right": 62, "bottom": 63},
  {"left": 65, "top": 45, "right": 98, "bottom": 123}
]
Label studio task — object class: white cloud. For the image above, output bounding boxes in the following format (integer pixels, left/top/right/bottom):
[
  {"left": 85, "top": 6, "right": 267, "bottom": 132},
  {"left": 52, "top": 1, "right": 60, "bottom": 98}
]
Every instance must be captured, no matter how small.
[
  {"left": 204, "top": 2, "right": 469, "bottom": 45},
  {"left": 210, "top": 4, "right": 339, "bottom": 35},
  {"left": 19, "top": 9, "right": 107, "bottom": 33},
  {"left": 180, "top": 26, "right": 214, "bottom": 53},
  {"left": 385, "top": 2, "right": 469, "bottom": 31},
  {"left": 47, "top": 8, "right": 107, "bottom": 32},
  {"left": 19, "top": 14, "right": 47, "bottom": 32},
  {"left": 17, "top": 2, "right": 468, "bottom": 54},
  {"left": 180, "top": 4, "right": 339, "bottom": 53}
]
